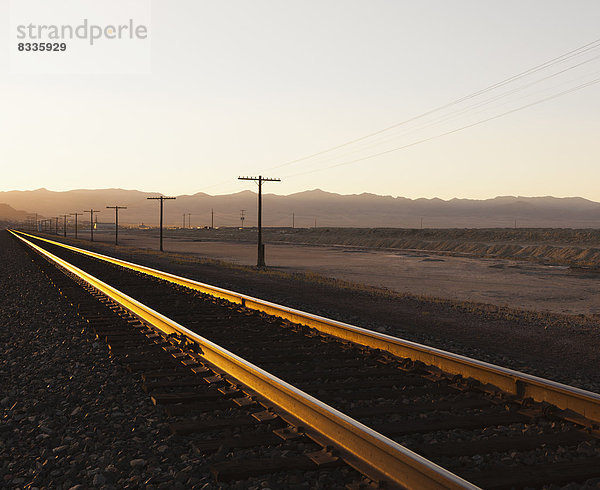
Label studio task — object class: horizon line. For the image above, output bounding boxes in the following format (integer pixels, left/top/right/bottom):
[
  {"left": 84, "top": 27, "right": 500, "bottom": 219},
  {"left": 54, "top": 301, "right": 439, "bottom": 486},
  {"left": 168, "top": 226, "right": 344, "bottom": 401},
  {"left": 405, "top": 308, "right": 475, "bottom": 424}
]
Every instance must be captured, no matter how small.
[{"left": 0, "top": 187, "right": 597, "bottom": 204}]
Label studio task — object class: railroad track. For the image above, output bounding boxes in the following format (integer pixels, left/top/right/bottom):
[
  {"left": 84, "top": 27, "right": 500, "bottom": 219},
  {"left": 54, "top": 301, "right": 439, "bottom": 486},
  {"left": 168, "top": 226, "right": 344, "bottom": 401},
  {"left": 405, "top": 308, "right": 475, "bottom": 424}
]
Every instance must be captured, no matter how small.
[{"left": 10, "top": 230, "right": 600, "bottom": 489}]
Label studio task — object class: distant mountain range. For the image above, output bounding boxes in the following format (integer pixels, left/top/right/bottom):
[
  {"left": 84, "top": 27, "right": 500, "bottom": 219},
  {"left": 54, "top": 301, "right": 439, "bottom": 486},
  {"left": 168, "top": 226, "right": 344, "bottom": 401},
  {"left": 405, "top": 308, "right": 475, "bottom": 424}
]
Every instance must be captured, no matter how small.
[
  {"left": 0, "top": 203, "right": 28, "bottom": 222},
  {"left": 1, "top": 188, "right": 600, "bottom": 228}
]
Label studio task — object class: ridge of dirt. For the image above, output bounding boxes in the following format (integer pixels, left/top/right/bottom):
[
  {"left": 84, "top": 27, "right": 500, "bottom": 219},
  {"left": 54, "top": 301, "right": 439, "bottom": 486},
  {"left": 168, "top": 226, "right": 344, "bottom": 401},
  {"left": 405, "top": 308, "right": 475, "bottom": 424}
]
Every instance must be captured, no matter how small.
[{"left": 259, "top": 228, "right": 600, "bottom": 268}]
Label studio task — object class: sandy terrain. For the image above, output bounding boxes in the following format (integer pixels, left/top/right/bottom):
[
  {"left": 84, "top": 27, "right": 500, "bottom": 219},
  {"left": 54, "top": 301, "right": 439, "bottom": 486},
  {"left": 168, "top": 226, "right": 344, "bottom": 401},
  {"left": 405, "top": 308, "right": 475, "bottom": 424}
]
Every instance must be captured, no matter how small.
[{"left": 87, "top": 229, "right": 600, "bottom": 316}]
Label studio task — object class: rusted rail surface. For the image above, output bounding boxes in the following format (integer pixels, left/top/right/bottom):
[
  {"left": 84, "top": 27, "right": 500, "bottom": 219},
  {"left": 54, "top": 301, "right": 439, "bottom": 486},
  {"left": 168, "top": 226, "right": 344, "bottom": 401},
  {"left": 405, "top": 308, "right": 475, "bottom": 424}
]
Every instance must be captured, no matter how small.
[
  {"left": 11, "top": 230, "right": 477, "bottom": 489},
  {"left": 12, "top": 229, "right": 600, "bottom": 425}
]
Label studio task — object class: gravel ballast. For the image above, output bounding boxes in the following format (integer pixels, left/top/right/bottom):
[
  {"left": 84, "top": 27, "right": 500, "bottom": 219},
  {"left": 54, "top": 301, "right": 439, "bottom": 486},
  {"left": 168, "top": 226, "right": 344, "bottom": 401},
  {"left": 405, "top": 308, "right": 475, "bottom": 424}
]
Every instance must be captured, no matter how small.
[
  {"left": 1, "top": 232, "right": 363, "bottom": 489},
  {"left": 0, "top": 232, "right": 219, "bottom": 488}
]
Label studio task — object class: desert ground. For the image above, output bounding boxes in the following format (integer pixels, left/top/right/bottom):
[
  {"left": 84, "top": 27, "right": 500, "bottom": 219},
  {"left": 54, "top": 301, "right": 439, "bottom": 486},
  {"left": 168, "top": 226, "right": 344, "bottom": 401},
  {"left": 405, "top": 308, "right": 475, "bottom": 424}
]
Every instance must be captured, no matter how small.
[{"left": 79, "top": 228, "right": 600, "bottom": 316}]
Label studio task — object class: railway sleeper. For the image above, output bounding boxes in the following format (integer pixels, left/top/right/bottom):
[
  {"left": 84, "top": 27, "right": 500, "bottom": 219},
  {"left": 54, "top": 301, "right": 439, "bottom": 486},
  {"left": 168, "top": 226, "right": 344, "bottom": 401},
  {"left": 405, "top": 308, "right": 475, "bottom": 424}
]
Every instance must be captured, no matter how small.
[
  {"left": 169, "top": 414, "right": 284, "bottom": 435},
  {"left": 151, "top": 389, "right": 243, "bottom": 405},
  {"left": 298, "top": 374, "right": 429, "bottom": 393},
  {"left": 346, "top": 396, "right": 495, "bottom": 419},
  {"left": 258, "top": 357, "right": 376, "bottom": 370},
  {"left": 273, "top": 366, "right": 411, "bottom": 384},
  {"left": 408, "top": 428, "right": 597, "bottom": 458},
  {"left": 95, "top": 331, "right": 147, "bottom": 341},
  {"left": 374, "top": 412, "right": 530, "bottom": 437},
  {"left": 165, "top": 398, "right": 250, "bottom": 416},
  {"left": 316, "top": 384, "right": 460, "bottom": 403},
  {"left": 209, "top": 449, "right": 343, "bottom": 483},
  {"left": 142, "top": 378, "right": 210, "bottom": 393},
  {"left": 460, "top": 456, "right": 600, "bottom": 490},
  {"left": 192, "top": 430, "right": 292, "bottom": 454},
  {"left": 125, "top": 360, "right": 188, "bottom": 372},
  {"left": 141, "top": 367, "right": 212, "bottom": 381}
]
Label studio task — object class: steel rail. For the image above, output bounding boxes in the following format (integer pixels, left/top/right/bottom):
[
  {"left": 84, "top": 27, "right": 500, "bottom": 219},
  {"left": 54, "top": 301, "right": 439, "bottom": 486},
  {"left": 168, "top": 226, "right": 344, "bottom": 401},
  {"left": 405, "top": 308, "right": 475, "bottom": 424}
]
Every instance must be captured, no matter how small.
[
  {"left": 12, "top": 230, "right": 600, "bottom": 424},
  {"left": 12, "top": 230, "right": 476, "bottom": 489}
]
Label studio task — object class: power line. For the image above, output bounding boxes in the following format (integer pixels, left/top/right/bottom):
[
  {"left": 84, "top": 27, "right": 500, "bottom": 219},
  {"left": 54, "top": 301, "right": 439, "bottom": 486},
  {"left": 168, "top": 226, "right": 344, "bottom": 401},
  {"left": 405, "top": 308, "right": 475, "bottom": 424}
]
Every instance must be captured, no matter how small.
[
  {"left": 312, "top": 55, "right": 600, "bottom": 164},
  {"left": 174, "top": 38, "right": 600, "bottom": 196},
  {"left": 284, "top": 76, "right": 600, "bottom": 178},
  {"left": 265, "top": 37, "right": 600, "bottom": 173}
]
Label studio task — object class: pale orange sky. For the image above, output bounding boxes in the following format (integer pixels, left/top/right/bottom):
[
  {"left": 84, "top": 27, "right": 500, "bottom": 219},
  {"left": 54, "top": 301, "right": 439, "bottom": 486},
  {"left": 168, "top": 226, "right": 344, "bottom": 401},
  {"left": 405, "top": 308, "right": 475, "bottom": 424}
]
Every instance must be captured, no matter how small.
[{"left": 1, "top": 1, "right": 599, "bottom": 200}]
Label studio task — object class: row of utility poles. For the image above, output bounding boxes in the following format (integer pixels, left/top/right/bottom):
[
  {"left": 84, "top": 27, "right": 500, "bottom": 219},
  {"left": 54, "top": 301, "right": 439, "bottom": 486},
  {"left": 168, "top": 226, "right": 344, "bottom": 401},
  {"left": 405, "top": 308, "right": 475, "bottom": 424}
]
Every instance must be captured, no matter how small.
[
  {"left": 29, "top": 175, "right": 283, "bottom": 267},
  {"left": 31, "top": 196, "right": 178, "bottom": 251}
]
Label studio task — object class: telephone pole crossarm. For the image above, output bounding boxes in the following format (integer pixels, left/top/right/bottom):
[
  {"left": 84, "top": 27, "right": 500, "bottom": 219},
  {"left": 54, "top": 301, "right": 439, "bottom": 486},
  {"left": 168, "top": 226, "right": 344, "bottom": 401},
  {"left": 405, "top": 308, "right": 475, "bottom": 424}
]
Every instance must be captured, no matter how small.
[{"left": 238, "top": 176, "right": 281, "bottom": 183}]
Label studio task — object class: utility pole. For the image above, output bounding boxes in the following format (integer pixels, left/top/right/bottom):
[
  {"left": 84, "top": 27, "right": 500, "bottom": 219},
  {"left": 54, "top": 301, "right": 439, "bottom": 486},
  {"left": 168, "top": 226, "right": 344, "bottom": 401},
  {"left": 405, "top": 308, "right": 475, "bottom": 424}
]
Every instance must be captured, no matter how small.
[
  {"left": 61, "top": 214, "right": 68, "bottom": 237},
  {"left": 70, "top": 212, "right": 82, "bottom": 239},
  {"left": 314, "top": 217, "right": 317, "bottom": 229},
  {"left": 106, "top": 205, "right": 127, "bottom": 245},
  {"left": 187, "top": 213, "right": 192, "bottom": 229},
  {"left": 84, "top": 209, "right": 100, "bottom": 241},
  {"left": 54, "top": 217, "right": 59, "bottom": 235},
  {"left": 292, "top": 213, "right": 295, "bottom": 229},
  {"left": 240, "top": 209, "right": 246, "bottom": 229},
  {"left": 238, "top": 175, "right": 281, "bottom": 267},
  {"left": 211, "top": 208, "right": 214, "bottom": 229},
  {"left": 147, "top": 196, "right": 176, "bottom": 252},
  {"left": 182, "top": 213, "right": 186, "bottom": 229}
]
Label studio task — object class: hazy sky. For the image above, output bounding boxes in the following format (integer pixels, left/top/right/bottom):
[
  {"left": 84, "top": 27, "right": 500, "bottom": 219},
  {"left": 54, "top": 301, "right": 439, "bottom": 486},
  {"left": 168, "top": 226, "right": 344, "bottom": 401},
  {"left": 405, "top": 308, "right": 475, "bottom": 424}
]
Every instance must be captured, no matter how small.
[{"left": 1, "top": 1, "right": 599, "bottom": 200}]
